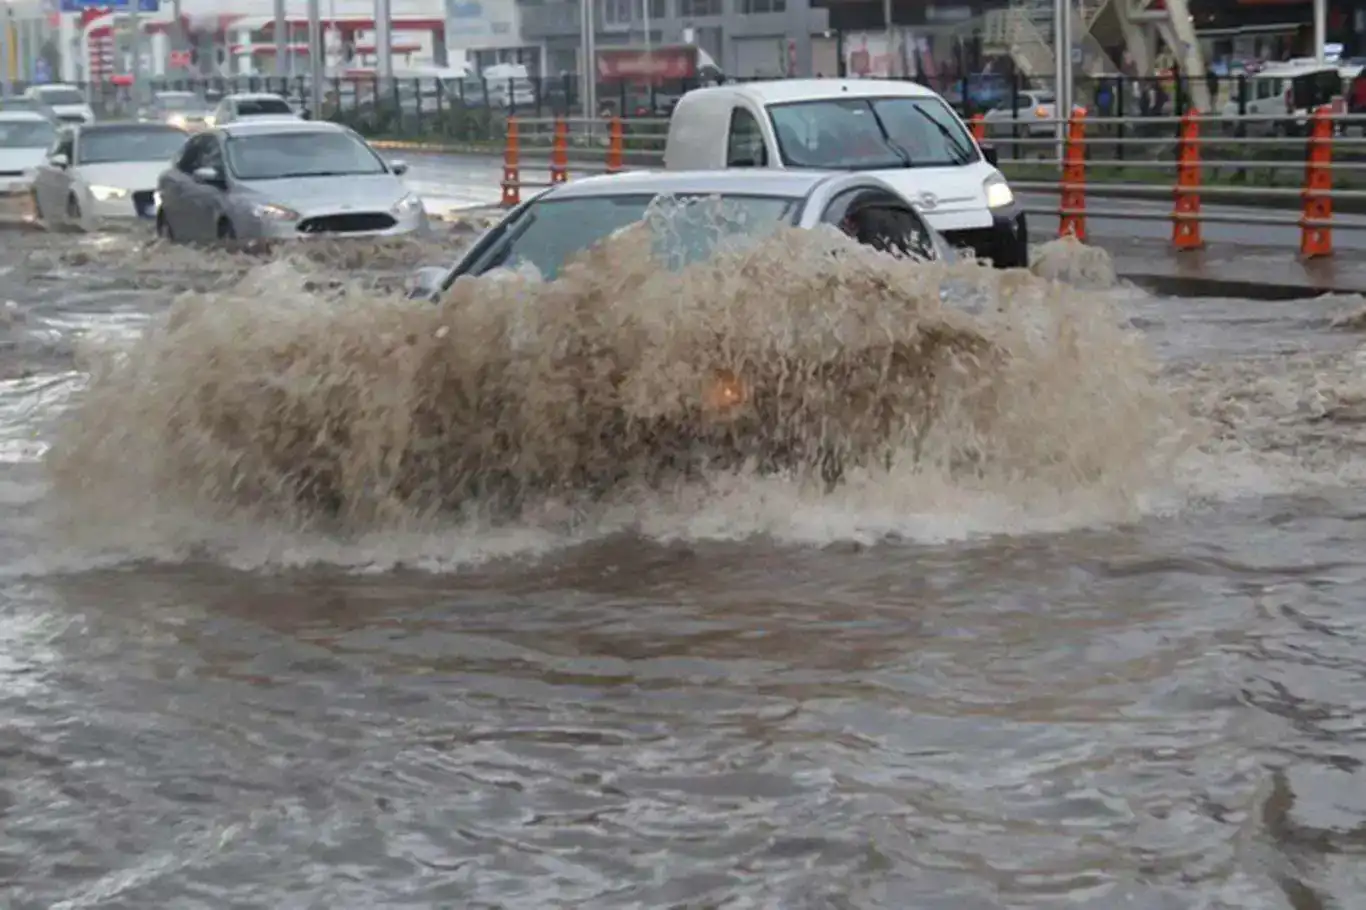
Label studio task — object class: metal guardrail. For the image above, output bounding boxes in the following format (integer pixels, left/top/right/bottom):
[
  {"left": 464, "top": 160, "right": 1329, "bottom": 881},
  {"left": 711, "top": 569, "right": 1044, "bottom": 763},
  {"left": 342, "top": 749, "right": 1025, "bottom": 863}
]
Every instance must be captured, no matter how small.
[{"left": 484, "top": 109, "right": 1366, "bottom": 258}]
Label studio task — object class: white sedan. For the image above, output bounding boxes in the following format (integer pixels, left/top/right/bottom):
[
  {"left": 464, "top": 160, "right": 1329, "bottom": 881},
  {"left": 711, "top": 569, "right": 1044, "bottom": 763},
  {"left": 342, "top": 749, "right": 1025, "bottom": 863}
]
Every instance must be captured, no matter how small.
[
  {"left": 30, "top": 121, "right": 189, "bottom": 229},
  {"left": 0, "top": 111, "right": 56, "bottom": 197}
]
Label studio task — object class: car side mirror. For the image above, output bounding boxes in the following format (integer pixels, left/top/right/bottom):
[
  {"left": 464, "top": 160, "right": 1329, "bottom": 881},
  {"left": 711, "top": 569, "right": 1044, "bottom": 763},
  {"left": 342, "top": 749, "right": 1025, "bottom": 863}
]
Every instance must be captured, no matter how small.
[
  {"left": 981, "top": 144, "right": 999, "bottom": 166},
  {"left": 192, "top": 165, "right": 224, "bottom": 186},
  {"left": 49, "top": 152, "right": 69, "bottom": 169},
  {"left": 406, "top": 265, "right": 449, "bottom": 302},
  {"left": 389, "top": 159, "right": 409, "bottom": 176}
]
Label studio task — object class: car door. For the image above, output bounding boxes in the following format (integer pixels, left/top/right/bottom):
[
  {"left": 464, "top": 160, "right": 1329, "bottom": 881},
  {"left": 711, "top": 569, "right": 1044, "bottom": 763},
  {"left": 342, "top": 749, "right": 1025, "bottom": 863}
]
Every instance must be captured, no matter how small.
[
  {"left": 160, "top": 133, "right": 204, "bottom": 239},
  {"left": 191, "top": 135, "right": 231, "bottom": 236}
]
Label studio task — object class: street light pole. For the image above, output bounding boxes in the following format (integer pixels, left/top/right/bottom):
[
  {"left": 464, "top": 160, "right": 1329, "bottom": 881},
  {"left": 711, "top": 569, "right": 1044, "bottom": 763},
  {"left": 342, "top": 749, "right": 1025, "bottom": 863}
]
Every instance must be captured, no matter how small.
[
  {"left": 307, "top": 0, "right": 323, "bottom": 117},
  {"left": 129, "top": 0, "right": 142, "bottom": 108},
  {"left": 883, "top": 0, "right": 894, "bottom": 76},
  {"left": 1312, "top": 0, "right": 1326, "bottom": 63},
  {"left": 0, "top": 4, "right": 12, "bottom": 98},
  {"left": 375, "top": 0, "right": 392, "bottom": 80},
  {"left": 274, "top": 0, "right": 287, "bottom": 76},
  {"left": 580, "top": 0, "right": 596, "bottom": 118},
  {"left": 1053, "top": 0, "right": 1072, "bottom": 149}
]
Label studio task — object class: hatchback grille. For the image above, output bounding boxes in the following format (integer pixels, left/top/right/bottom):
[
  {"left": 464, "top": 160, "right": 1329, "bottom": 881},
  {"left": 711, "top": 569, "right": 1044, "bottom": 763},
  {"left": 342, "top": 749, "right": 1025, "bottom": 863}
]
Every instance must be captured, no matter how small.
[{"left": 297, "top": 212, "right": 396, "bottom": 234}]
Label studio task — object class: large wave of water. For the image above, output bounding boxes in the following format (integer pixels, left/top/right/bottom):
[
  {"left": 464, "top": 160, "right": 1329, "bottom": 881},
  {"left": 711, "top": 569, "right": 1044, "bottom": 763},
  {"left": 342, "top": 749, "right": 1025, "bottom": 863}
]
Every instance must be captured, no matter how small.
[{"left": 28, "top": 219, "right": 1223, "bottom": 572}]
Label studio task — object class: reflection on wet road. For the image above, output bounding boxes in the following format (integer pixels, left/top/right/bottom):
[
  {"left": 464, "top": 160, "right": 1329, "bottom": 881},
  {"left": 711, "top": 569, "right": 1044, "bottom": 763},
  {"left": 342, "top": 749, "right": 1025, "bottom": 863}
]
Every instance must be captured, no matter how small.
[{"left": 3, "top": 225, "right": 1366, "bottom": 908}]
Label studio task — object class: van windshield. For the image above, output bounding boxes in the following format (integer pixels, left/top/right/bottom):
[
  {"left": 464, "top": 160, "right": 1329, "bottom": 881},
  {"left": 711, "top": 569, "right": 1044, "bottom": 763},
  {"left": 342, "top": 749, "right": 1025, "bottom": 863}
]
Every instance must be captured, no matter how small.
[{"left": 768, "top": 96, "right": 979, "bottom": 170}]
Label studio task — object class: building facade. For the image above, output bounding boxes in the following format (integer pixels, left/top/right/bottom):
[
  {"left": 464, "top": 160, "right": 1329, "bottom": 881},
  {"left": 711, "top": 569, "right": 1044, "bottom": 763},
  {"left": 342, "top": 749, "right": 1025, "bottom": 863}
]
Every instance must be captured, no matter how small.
[{"left": 518, "top": 0, "right": 830, "bottom": 79}]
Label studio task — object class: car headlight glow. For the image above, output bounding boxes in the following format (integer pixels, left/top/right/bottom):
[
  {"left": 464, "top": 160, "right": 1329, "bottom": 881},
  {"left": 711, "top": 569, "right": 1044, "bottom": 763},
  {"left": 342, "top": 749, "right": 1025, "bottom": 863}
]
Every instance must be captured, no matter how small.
[
  {"left": 203, "top": 115, "right": 216, "bottom": 127},
  {"left": 89, "top": 184, "right": 129, "bottom": 201},
  {"left": 391, "top": 193, "right": 423, "bottom": 216},
  {"left": 252, "top": 203, "right": 301, "bottom": 221},
  {"left": 152, "top": 190, "right": 162, "bottom": 209},
  {"left": 984, "top": 176, "right": 1014, "bottom": 210},
  {"left": 167, "top": 114, "right": 187, "bottom": 128}
]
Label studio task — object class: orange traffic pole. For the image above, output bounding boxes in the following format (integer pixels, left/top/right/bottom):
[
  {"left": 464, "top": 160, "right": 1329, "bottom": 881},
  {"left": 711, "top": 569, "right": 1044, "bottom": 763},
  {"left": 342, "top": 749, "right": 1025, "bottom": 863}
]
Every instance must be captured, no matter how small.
[
  {"left": 501, "top": 116, "right": 521, "bottom": 207},
  {"left": 1170, "top": 110, "right": 1204, "bottom": 251},
  {"left": 550, "top": 117, "right": 569, "bottom": 184},
  {"left": 969, "top": 113, "right": 985, "bottom": 143},
  {"left": 606, "top": 117, "right": 624, "bottom": 174},
  {"left": 1299, "top": 106, "right": 1334, "bottom": 259},
  {"left": 1057, "top": 110, "right": 1087, "bottom": 241}
]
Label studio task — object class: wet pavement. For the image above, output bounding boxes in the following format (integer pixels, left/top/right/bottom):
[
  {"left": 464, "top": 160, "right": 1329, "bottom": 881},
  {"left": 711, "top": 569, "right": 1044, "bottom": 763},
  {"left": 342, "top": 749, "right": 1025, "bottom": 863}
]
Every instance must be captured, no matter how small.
[{"left": 5, "top": 219, "right": 1366, "bottom": 909}]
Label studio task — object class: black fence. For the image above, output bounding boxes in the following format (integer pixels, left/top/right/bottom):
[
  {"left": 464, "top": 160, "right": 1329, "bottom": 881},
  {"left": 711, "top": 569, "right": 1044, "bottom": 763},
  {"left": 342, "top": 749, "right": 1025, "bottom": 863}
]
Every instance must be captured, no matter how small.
[{"left": 3, "top": 70, "right": 1359, "bottom": 146}]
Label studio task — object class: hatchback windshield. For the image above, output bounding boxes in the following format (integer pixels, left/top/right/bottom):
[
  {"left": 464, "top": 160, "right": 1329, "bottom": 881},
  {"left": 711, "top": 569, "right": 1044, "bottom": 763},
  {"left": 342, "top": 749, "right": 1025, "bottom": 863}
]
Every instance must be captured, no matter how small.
[
  {"left": 36, "top": 88, "right": 85, "bottom": 106},
  {"left": 77, "top": 126, "right": 188, "bottom": 164},
  {"left": 769, "top": 96, "right": 979, "bottom": 170},
  {"left": 474, "top": 193, "right": 801, "bottom": 280},
  {"left": 225, "top": 130, "right": 385, "bottom": 179},
  {"left": 0, "top": 120, "right": 56, "bottom": 147},
  {"left": 236, "top": 97, "right": 293, "bottom": 116}
]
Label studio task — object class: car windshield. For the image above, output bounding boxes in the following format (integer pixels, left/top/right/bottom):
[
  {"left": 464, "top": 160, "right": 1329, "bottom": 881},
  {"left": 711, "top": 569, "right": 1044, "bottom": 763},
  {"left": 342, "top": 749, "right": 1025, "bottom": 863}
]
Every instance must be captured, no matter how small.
[
  {"left": 0, "top": 98, "right": 40, "bottom": 113},
  {"left": 77, "top": 126, "right": 188, "bottom": 164},
  {"left": 0, "top": 120, "right": 55, "bottom": 147},
  {"left": 236, "top": 97, "right": 293, "bottom": 115},
  {"left": 38, "top": 88, "right": 85, "bottom": 106},
  {"left": 225, "top": 130, "right": 386, "bottom": 179},
  {"left": 476, "top": 193, "right": 802, "bottom": 281},
  {"left": 769, "top": 96, "right": 979, "bottom": 170}
]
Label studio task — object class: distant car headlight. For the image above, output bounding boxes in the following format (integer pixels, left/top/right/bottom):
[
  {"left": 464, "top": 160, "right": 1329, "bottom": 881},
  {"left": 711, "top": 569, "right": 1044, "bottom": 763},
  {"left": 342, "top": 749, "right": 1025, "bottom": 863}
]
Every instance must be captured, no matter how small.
[
  {"left": 391, "top": 193, "right": 422, "bottom": 216},
  {"left": 252, "top": 203, "right": 301, "bottom": 221},
  {"left": 203, "top": 115, "right": 216, "bottom": 127},
  {"left": 984, "top": 175, "right": 1014, "bottom": 209},
  {"left": 167, "top": 114, "right": 187, "bottom": 128},
  {"left": 153, "top": 190, "right": 162, "bottom": 209},
  {"left": 89, "top": 184, "right": 129, "bottom": 201}
]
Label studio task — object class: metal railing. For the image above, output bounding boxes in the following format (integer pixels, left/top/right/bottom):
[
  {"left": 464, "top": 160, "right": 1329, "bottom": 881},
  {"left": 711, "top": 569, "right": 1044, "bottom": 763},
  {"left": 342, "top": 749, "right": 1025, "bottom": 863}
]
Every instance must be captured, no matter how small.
[{"left": 486, "top": 109, "right": 1366, "bottom": 258}]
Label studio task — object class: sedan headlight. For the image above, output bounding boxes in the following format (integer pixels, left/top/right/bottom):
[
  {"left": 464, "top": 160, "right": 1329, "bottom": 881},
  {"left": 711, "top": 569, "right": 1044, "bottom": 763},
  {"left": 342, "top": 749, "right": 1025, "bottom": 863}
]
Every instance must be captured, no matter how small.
[
  {"left": 391, "top": 193, "right": 423, "bottom": 216},
  {"left": 167, "top": 114, "right": 187, "bottom": 128},
  {"left": 252, "top": 203, "right": 301, "bottom": 221},
  {"left": 984, "top": 175, "right": 1014, "bottom": 210},
  {"left": 89, "top": 185, "right": 129, "bottom": 201}
]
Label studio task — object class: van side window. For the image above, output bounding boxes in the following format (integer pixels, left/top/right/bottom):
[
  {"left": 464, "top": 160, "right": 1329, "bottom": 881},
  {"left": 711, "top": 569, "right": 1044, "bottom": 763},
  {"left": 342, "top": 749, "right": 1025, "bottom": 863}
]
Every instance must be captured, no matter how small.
[{"left": 726, "top": 107, "right": 767, "bottom": 167}]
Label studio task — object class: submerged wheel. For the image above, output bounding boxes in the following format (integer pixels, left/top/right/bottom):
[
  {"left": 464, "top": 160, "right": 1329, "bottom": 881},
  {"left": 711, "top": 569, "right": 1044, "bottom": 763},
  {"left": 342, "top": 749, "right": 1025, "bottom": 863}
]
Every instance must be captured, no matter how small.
[
  {"left": 66, "top": 193, "right": 81, "bottom": 228},
  {"left": 156, "top": 210, "right": 173, "bottom": 241},
  {"left": 216, "top": 218, "right": 235, "bottom": 240}
]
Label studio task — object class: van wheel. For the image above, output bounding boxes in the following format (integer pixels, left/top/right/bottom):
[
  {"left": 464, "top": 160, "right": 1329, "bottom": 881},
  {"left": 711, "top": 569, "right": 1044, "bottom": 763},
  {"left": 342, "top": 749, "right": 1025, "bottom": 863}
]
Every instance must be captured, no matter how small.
[
  {"left": 156, "top": 210, "right": 174, "bottom": 241},
  {"left": 217, "top": 218, "right": 235, "bottom": 240},
  {"left": 66, "top": 193, "right": 82, "bottom": 228},
  {"left": 29, "top": 188, "right": 43, "bottom": 221}
]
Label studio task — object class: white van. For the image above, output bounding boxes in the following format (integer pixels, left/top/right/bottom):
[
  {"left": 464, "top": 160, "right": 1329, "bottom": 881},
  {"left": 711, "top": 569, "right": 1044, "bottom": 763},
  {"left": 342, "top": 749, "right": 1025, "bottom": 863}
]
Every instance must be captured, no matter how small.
[
  {"left": 663, "top": 79, "right": 1026, "bottom": 267},
  {"left": 1220, "top": 62, "right": 1344, "bottom": 134}
]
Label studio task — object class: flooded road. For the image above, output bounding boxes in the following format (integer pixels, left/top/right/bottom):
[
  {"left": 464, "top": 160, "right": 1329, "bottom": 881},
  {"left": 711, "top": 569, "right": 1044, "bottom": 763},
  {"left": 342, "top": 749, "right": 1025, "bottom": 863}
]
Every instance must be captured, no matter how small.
[{"left": 4, "top": 224, "right": 1366, "bottom": 909}]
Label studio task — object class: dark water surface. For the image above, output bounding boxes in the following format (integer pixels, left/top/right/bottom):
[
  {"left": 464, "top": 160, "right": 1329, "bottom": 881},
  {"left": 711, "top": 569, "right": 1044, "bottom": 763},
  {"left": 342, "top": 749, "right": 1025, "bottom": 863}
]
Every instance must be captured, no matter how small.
[{"left": 3, "top": 229, "right": 1366, "bottom": 909}]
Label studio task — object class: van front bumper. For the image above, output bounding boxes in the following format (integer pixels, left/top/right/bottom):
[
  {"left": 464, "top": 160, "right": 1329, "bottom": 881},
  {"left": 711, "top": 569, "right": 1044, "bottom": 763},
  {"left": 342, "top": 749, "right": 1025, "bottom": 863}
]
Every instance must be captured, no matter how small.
[{"left": 942, "top": 209, "right": 1029, "bottom": 269}]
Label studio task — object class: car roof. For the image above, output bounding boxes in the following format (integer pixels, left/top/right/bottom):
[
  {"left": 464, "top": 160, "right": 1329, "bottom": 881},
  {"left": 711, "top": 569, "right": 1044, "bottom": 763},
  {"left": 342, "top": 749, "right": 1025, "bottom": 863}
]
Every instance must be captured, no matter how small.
[
  {"left": 688, "top": 78, "right": 942, "bottom": 107},
  {"left": 71, "top": 120, "right": 186, "bottom": 133},
  {"left": 219, "top": 119, "right": 343, "bottom": 137},
  {"left": 1253, "top": 62, "right": 1341, "bottom": 78},
  {"left": 156, "top": 90, "right": 196, "bottom": 97},
  {"left": 225, "top": 92, "right": 291, "bottom": 101},
  {"left": 0, "top": 110, "right": 50, "bottom": 123},
  {"left": 541, "top": 169, "right": 843, "bottom": 200}
]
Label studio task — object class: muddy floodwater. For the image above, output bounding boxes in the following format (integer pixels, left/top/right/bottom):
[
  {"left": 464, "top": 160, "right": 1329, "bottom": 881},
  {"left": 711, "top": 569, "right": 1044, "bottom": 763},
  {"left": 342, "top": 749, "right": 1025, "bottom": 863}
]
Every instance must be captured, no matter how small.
[{"left": 3, "top": 224, "right": 1366, "bottom": 909}]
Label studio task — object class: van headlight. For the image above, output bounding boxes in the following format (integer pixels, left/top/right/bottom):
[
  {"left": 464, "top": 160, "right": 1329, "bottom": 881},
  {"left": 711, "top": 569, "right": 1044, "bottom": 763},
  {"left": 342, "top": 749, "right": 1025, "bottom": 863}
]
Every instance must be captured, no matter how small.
[
  {"left": 89, "top": 185, "right": 129, "bottom": 201},
  {"left": 984, "top": 175, "right": 1014, "bottom": 210}
]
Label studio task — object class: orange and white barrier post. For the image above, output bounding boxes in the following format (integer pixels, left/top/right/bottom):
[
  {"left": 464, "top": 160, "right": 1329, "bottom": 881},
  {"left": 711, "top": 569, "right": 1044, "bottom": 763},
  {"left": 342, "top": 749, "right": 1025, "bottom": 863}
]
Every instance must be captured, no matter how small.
[
  {"left": 606, "top": 117, "right": 624, "bottom": 174},
  {"left": 1300, "top": 106, "right": 1334, "bottom": 259},
  {"left": 1171, "top": 110, "right": 1203, "bottom": 251},
  {"left": 550, "top": 117, "right": 569, "bottom": 184},
  {"left": 501, "top": 116, "right": 521, "bottom": 207},
  {"left": 970, "top": 113, "right": 985, "bottom": 143},
  {"left": 1057, "top": 110, "right": 1087, "bottom": 241}
]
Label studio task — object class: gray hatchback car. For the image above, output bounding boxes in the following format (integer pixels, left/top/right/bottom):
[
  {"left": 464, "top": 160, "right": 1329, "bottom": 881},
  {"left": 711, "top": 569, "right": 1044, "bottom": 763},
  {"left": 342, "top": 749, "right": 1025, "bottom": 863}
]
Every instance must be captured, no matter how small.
[{"left": 154, "top": 119, "right": 427, "bottom": 243}]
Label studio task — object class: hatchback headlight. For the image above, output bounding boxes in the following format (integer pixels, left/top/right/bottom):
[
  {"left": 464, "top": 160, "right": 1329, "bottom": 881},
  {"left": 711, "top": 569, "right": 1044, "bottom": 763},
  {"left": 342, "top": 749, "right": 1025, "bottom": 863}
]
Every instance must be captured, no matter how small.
[
  {"left": 984, "top": 175, "right": 1014, "bottom": 209},
  {"left": 89, "top": 185, "right": 129, "bottom": 201},
  {"left": 252, "top": 203, "right": 301, "bottom": 221},
  {"left": 391, "top": 193, "right": 423, "bottom": 216}
]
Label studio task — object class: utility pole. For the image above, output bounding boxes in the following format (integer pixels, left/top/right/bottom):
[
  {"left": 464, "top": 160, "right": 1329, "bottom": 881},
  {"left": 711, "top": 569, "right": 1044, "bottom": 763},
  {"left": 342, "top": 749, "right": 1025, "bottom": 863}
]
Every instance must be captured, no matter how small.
[
  {"left": 274, "top": 0, "right": 287, "bottom": 76},
  {"left": 882, "top": 0, "right": 894, "bottom": 76},
  {"left": 0, "top": 5, "right": 11, "bottom": 97},
  {"left": 1052, "top": 0, "right": 1072, "bottom": 151},
  {"left": 579, "top": 0, "right": 595, "bottom": 118},
  {"left": 374, "top": 0, "right": 392, "bottom": 80},
  {"left": 307, "top": 0, "right": 323, "bottom": 116},
  {"left": 1312, "top": 0, "right": 1326, "bottom": 63},
  {"left": 129, "top": 0, "right": 142, "bottom": 109}
]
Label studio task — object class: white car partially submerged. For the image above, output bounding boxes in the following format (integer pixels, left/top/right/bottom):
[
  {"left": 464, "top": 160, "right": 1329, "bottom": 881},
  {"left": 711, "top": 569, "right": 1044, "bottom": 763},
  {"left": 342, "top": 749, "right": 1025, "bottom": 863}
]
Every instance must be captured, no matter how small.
[
  {"left": 409, "top": 168, "right": 957, "bottom": 300},
  {"left": 0, "top": 111, "right": 57, "bottom": 197},
  {"left": 23, "top": 83, "right": 95, "bottom": 126},
  {"left": 663, "top": 79, "right": 1027, "bottom": 268},
  {"left": 30, "top": 121, "right": 189, "bottom": 229}
]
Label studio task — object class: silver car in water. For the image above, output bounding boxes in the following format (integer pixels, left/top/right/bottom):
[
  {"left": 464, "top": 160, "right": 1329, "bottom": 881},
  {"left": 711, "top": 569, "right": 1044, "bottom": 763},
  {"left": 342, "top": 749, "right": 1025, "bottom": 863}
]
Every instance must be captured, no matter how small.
[{"left": 153, "top": 119, "right": 427, "bottom": 243}]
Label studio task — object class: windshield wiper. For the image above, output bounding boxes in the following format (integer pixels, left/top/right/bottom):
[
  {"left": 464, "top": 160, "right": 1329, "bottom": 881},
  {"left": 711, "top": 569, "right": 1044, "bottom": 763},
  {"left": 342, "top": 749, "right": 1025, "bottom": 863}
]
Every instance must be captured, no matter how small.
[
  {"left": 907, "top": 107, "right": 975, "bottom": 165},
  {"left": 258, "top": 170, "right": 373, "bottom": 179}
]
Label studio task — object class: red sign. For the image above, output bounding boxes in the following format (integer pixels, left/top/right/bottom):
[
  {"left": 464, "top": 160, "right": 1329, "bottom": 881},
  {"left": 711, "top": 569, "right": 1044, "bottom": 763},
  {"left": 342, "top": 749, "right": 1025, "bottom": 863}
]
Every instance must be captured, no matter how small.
[
  {"left": 597, "top": 46, "right": 695, "bottom": 81},
  {"left": 169, "top": 49, "right": 192, "bottom": 68}
]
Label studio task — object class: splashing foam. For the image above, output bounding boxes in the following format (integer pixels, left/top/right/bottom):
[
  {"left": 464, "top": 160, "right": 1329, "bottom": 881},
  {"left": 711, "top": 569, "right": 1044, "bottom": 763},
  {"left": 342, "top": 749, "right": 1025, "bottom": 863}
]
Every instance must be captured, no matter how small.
[{"left": 42, "top": 223, "right": 1202, "bottom": 568}]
